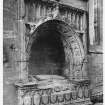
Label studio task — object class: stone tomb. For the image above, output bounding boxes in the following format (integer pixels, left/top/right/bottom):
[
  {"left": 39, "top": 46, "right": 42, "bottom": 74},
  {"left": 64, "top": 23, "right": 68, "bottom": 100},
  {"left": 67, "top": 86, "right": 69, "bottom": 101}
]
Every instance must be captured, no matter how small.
[{"left": 15, "top": 20, "right": 91, "bottom": 105}]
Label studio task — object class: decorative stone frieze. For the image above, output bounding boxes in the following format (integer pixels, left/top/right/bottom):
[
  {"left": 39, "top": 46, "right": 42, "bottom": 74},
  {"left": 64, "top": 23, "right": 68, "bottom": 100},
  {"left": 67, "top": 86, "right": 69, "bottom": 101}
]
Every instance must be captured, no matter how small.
[{"left": 15, "top": 79, "right": 91, "bottom": 105}]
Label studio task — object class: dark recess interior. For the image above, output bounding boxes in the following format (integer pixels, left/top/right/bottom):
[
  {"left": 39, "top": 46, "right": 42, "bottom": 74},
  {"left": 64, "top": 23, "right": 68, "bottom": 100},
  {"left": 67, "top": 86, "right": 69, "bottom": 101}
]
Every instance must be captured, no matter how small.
[{"left": 29, "top": 28, "right": 65, "bottom": 76}]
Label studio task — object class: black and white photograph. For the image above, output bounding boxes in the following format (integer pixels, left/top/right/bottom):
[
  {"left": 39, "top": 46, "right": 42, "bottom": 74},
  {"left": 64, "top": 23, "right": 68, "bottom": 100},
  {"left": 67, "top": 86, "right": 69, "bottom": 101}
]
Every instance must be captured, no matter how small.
[{"left": 3, "top": 0, "right": 103, "bottom": 105}]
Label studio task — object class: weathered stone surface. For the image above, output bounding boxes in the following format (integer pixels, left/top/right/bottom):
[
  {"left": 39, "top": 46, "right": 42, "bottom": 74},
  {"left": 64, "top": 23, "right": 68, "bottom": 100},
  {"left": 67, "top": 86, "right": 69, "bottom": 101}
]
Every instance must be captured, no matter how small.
[
  {"left": 60, "top": 0, "right": 88, "bottom": 11},
  {"left": 3, "top": 0, "right": 19, "bottom": 105},
  {"left": 87, "top": 54, "right": 103, "bottom": 85},
  {"left": 3, "top": 0, "right": 103, "bottom": 105},
  {"left": 15, "top": 77, "right": 91, "bottom": 105},
  {"left": 26, "top": 20, "right": 86, "bottom": 81},
  {"left": 94, "top": 103, "right": 103, "bottom": 105},
  {"left": 87, "top": 53, "right": 103, "bottom": 101}
]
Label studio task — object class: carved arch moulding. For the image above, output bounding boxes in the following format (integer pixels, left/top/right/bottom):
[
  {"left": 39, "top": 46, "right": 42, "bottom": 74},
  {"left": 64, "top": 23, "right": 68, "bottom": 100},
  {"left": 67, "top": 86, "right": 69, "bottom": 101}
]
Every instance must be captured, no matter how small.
[{"left": 24, "top": 19, "right": 88, "bottom": 81}]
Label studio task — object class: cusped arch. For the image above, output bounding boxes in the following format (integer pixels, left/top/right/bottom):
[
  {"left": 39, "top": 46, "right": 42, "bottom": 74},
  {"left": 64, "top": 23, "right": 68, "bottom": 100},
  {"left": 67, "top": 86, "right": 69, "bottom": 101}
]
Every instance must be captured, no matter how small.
[{"left": 26, "top": 19, "right": 85, "bottom": 80}]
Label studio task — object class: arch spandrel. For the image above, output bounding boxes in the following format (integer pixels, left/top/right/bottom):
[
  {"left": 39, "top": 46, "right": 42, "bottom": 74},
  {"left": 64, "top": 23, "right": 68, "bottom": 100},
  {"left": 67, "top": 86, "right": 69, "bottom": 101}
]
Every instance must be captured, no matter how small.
[{"left": 25, "top": 19, "right": 86, "bottom": 81}]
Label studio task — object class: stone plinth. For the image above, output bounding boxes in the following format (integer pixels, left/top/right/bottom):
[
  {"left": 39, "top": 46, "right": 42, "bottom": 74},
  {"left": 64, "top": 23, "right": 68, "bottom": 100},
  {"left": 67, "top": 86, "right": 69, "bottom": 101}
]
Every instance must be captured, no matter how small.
[{"left": 15, "top": 75, "right": 92, "bottom": 105}]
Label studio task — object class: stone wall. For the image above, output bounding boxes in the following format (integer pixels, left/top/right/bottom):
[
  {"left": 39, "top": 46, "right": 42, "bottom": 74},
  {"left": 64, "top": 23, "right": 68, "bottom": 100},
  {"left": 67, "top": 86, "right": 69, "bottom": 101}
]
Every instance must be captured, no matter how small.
[
  {"left": 87, "top": 53, "right": 103, "bottom": 96},
  {"left": 3, "top": 0, "right": 103, "bottom": 105},
  {"left": 3, "top": 0, "right": 88, "bottom": 105},
  {"left": 3, "top": 0, "right": 19, "bottom": 105}
]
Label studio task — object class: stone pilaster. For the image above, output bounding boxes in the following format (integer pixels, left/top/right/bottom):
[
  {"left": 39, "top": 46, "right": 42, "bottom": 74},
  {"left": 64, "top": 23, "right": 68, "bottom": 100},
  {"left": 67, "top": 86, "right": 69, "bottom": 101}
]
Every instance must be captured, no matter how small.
[{"left": 17, "top": 0, "right": 28, "bottom": 81}]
